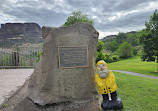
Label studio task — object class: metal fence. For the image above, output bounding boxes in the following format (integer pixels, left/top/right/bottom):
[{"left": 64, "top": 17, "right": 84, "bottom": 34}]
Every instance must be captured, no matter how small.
[{"left": 0, "top": 47, "right": 42, "bottom": 68}]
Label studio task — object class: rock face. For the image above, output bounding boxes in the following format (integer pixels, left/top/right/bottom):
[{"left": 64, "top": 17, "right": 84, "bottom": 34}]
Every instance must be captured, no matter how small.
[
  {"left": 0, "top": 23, "right": 43, "bottom": 47},
  {"left": 27, "top": 23, "right": 99, "bottom": 105}
]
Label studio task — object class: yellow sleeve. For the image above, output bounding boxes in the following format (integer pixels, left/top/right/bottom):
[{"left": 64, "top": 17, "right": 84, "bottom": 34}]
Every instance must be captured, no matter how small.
[{"left": 95, "top": 74, "right": 103, "bottom": 87}]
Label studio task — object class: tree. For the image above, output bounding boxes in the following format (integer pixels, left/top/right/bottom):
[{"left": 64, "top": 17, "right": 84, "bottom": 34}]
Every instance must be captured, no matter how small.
[
  {"left": 139, "top": 10, "right": 158, "bottom": 65},
  {"left": 106, "top": 40, "right": 118, "bottom": 52},
  {"left": 117, "top": 42, "right": 133, "bottom": 58},
  {"left": 127, "top": 33, "right": 139, "bottom": 46},
  {"left": 116, "top": 32, "right": 128, "bottom": 44},
  {"left": 96, "top": 41, "right": 106, "bottom": 62},
  {"left": 63, "top": 10, "right": 94, "bottom": 26},
  {"left": 97, "top": 40, "right": 105, "bottom": 52}
]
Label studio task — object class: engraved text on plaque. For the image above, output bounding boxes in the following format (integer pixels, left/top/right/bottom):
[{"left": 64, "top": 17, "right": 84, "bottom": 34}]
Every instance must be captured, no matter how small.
[{"left": 58, "top": 46, "right": 88, "bottom": 68}]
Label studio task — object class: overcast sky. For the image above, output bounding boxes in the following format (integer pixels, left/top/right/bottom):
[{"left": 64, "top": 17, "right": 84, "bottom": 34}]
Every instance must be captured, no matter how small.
[{"left": 0, "top": 0, "right": 158, "bottom": 39}]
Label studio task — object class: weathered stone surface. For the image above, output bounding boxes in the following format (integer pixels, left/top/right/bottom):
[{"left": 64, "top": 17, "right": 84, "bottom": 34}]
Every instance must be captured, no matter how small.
[
  {"left": 0, "top": 23, "right": 43, "bottom": 47},
  {"left": 27, "top": 23, "right": 99, "bottom": 105}
]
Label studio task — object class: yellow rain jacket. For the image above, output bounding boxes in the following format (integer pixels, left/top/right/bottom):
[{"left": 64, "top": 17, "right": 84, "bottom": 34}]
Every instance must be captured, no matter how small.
[{"left": 95, "top": 60, "right": 117, "bottom": 94}]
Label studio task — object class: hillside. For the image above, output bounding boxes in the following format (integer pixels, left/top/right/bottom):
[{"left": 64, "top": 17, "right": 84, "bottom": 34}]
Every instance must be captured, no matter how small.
[{"left": 101, "top": 31, "right": 137, "bottom": 41}]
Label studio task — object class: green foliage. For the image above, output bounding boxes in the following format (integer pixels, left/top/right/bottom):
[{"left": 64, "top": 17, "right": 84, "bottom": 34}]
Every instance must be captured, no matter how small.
[
  {"left": 112, "top": 55, "right": 119, "bottom": 61},
  {"left": 132, "top": 47, "right": 138, "bottom": 56},
  {"left": 35, "top": 51, "right": 42, "bottom": 62},
  {"left": 97, "top": 41, "right": 105, "bottom": 52},
  {"left": 96, "top": 51, "right": 106, "bottom": 63},
  {"left": 117, "top": 42, "right": 133, "bottom": 58},
  {"left": 106, "top": 40, "right": 118, "bottom": 52},
  {"left": 104, "top": 53, "right": 113, "bottom": 63},
  {"left": 116, "top": 32, "right": 128, "bottom": 44},
  {"left": 96, "top": 40, "right": 120, "bottom": 63},
  {"left": 96, "top": 41, "right": 106, "bottom": 63},
  {"left": 139, "top": 10, "right": 158, "bottom": 62},
  {"left": 63, "top": 10, "right": 94, "bottom": 26},
  {"left": 2, "top": 104, "right": 7, "bottom": 108},
  {"left": 127, "top": 33, "right": 139, "bottom": 46}
]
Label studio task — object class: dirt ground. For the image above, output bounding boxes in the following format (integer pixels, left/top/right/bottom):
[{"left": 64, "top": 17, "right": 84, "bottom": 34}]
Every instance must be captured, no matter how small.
[{"left": 0, "top": 79, "right": 103, "bottom": 111}]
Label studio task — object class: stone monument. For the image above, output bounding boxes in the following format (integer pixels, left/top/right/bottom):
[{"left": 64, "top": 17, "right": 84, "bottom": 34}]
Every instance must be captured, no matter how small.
[{"left": 27, "top": 23, "right": 99, "bottom": 105}]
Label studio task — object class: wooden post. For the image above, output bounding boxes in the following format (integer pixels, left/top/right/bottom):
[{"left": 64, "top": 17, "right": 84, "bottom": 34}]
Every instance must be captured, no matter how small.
[{"left": 12, "top": 51, "right": 19, "bottom": 66}]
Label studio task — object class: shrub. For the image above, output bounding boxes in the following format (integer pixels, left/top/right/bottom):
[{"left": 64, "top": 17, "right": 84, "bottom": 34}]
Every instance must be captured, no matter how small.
[
  {"left": 117, "top": 42, "right": 133, "bottom": 58},
  {"left": 97, "top": 41, "right": 105, "bottom": 52},
  {"left": 132, "top": 47, "right": 138, "bottom": 56},
  {"left": 104, "top": 53, "right": 113, "bottom": 63},
  {"left": 112, "top": 55, "right": 119, "bottom": 61},
  {"left": 96, "top": 51, "right": 106, "bottom": 63}
]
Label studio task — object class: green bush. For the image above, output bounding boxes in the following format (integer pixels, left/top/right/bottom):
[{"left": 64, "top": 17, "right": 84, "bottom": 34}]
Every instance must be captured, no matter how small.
[
  {"left": 112, "top": 55, "right": 119, "bottom": 61},
  {"left": 96, "top": 52, "right": 114, "bottom": 63},
  {"left": 97, "top": 41, "right": 105, "bottom": 52},
  {"left": 117, "top": 42, "right": 133, "bottom": 58},
  {"left": 104, "top": 53, "right": 113, "bottom": 63},
  {"left": 96, "top": 40, "right": 106, "bottom": 63},
  {"left": 132, "top": 47, "right": 138, "bottom": 56},
  {"left": 106, "top": 40, "right": 119, "bottom": 52},
  {"left": 96, "top": 51, "right": 106, "bottom": 63}
]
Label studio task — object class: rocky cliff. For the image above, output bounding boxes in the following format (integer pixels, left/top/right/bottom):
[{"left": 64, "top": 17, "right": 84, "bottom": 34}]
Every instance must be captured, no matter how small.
[{"left": 0, "top": 23, "right": 43, "bottom": 47}]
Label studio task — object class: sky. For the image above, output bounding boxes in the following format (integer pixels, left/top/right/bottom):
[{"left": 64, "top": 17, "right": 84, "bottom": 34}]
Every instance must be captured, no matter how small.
[{"left": 0, "top": 0, "right": 158, "bottom": 39}]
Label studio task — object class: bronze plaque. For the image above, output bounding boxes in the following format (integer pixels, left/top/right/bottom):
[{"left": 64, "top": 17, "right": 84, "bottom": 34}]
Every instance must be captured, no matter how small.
[{"left": 58, "top": 45, "right": 88, "bottom": 68}]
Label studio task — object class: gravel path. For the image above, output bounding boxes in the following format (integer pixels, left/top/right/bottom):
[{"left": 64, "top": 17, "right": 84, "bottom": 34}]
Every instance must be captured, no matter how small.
[
  {"left": 0, "top": 69, "right": 34, "bottom": 105},
  {"left": 111, "top": 70, "right": 158, "bottom": 79}
]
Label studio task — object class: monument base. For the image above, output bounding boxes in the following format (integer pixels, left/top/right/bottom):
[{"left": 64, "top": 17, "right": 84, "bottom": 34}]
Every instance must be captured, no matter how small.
[
  {"left": 13, "top": 97, "right": 100, "bottom": 111},
  {"left": 0, "top": 80, "right": 101, "bottom": 111}
]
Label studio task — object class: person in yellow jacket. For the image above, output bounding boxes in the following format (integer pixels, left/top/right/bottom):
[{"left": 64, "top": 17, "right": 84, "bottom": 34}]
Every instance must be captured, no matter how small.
[{"left": 95, "top": 60, "right": 123, "bottom": 110}]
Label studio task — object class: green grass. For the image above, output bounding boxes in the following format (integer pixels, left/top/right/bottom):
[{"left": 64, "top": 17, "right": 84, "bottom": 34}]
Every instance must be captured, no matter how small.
[
  {"left": 108, "top": 56, "right": 158, "bottom": 77},
  {"left": 114, "top": 72, "right": 158, "bottom": 111}
]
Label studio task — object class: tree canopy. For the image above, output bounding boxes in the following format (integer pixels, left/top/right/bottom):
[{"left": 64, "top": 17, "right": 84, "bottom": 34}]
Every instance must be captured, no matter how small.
[
  {"left": 96, "top": 41, "right": 106, "bottom": 62},
  {"left": 139, "top": 10, "right": 158, "bottom": 62},
  {"left": 63, "top": 11, "right": 94, "bottom": 26},
  {"left": 106, "top": 40, "right": 118, "bottom": 52},
  {"left": 116, "top": 32, "right": 128, "bottom": 44}
]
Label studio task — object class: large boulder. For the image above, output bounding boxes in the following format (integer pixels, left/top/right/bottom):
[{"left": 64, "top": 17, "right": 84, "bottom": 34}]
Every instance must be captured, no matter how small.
[{"left": 27, "top": 23, "right": 99, "bottom": 105}]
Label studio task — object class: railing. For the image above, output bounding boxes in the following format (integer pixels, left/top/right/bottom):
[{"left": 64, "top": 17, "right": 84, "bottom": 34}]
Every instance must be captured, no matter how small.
[{"left": 0, "top": 46, "right": 42, "bottom": 68}]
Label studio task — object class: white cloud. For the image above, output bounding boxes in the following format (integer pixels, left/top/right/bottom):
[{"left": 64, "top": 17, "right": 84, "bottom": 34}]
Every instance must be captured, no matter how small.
[
  {"left": 0, "top": 0, "right": 158, "bottom": 37},
  {"left": 98, "top": 30, "right": 118, "bottom": 39},
  {"left": 0, "top": 12, "right": 18, "bottom": 24},
  {"left": 92, "top": 16, "right": 102, "bottom": 23},
  {"left": 102, "top": 1, "right": 158, "bottom": 23}
]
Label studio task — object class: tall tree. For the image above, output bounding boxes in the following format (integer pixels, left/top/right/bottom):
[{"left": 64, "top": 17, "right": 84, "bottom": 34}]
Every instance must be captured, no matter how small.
[
  {"left": 63, "top": 10, "right": 94, "bottom": 26},
  {"left": 139, "top": 10, "right": 158, "bottom": 71}
]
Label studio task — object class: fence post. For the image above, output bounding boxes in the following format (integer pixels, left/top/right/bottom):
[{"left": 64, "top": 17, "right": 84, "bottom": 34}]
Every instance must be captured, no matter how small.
[{"left": 12, "top": 51, "right": 19, "bottom": 66}]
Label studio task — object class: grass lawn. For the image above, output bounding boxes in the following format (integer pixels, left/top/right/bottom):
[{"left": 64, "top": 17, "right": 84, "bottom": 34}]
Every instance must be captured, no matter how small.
[
  {"left": 108, "top": 56, "right": 158, "bottom": 77},
  {"left": 114, "top": 72, "right": 158, "bottom": 111}
]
